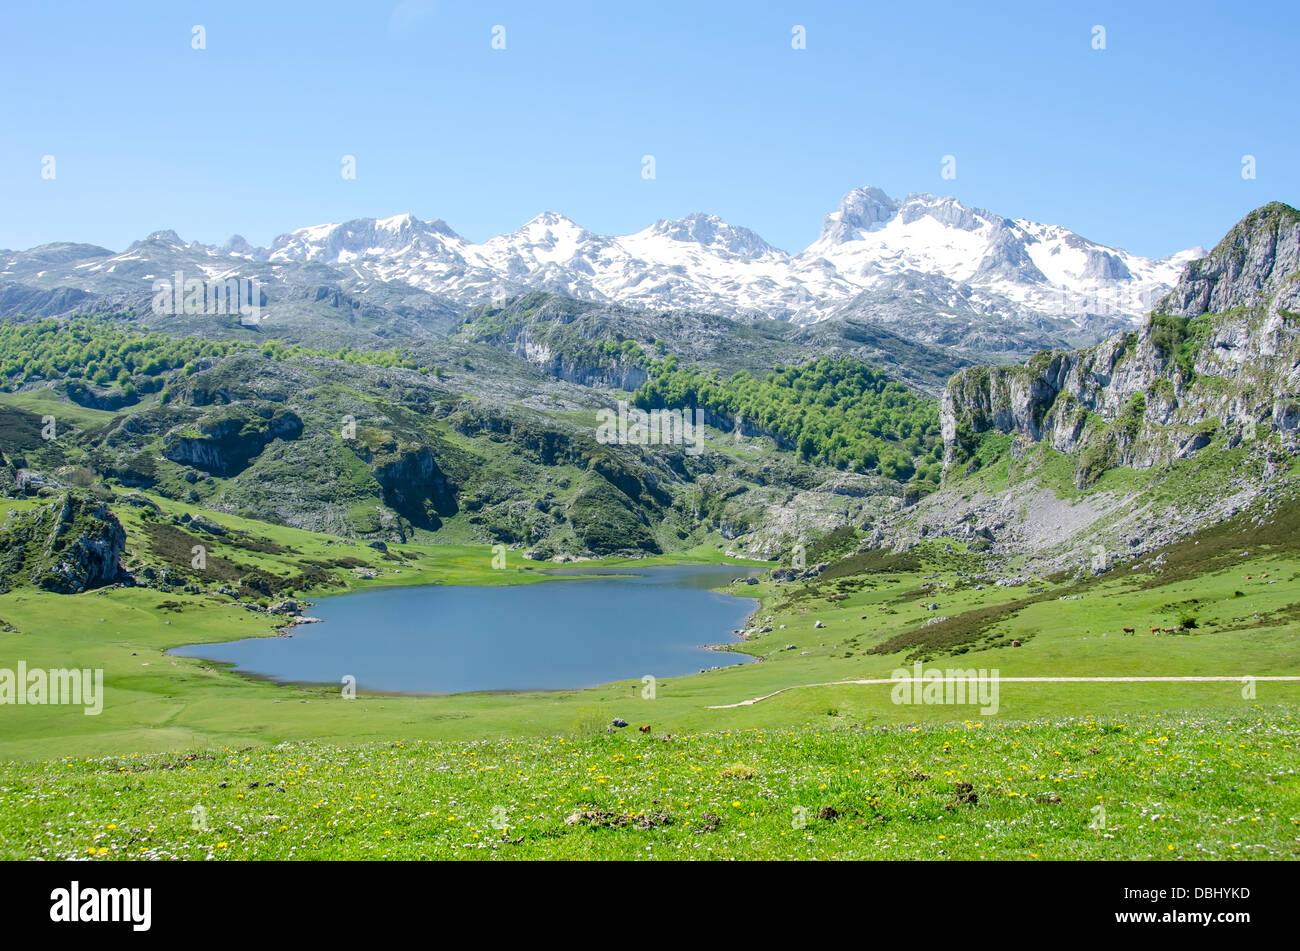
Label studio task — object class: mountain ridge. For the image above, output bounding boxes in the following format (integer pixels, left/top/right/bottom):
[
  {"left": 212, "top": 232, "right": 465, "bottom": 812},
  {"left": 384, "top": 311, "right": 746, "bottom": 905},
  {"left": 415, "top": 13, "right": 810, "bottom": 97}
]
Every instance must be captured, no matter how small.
[
  {"left": 1, "top": 189, "right": 1202, "bottom": 357},
  {"left": 879, "top": 200, "right": 1300, "bottom": 579}
]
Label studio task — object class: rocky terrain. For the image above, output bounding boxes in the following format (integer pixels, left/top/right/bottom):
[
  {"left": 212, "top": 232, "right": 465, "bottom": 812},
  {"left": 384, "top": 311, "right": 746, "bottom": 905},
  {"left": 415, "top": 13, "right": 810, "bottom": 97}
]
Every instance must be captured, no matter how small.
[
  {"left": 847, "top": 203, "right": 1300, "bottom": 580},
  {"left": 941, "top": 202, "right": 1300, "bottom": 476},
  {"left": 456, "top": 291, "right": 968, "bottom": 395}
]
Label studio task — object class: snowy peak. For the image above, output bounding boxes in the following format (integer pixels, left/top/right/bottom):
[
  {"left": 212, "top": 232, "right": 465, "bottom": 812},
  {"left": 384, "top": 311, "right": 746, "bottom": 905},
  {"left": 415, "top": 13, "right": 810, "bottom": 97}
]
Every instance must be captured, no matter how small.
[
  {"left": 642, "top": 213, "right": 777, "bottom": 257},
  {"left": 472, "top": 213, "right": 614, "bottom": 280},
  {"left": 485, "top": 212, "right": 595, "bottom": 253},
  {"left": 221, "top": 234, "right": 256, "bottom": 257},
  {"left": 268, "top": 215, "right": 469, "bottom": 264},
  {"left": 510, "top": 211, "right": 588, "bottom": 239},
  {"left": 816, "top": 186, "right": 900, "bottom": 245},
  {"left": 130, "top": 229, "right": 189, "bottom": 252},
  {"left": 897, "top": 193, "right": 1001, "bottom": 233},
  {"left": 525, "top": 211, "right": 582, "bottom": 229},
  {"left": 799, "top": 188, "right": 1199, "bottom": 326},
  {"left": 804, "top": 191, "right": 997, "bottom": 283}
]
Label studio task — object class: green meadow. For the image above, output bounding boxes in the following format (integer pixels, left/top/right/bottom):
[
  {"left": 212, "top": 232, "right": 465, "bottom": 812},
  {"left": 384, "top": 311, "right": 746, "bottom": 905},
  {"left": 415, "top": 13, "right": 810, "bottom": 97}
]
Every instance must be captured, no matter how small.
[
  {"left": 3, "top": 711, "right": 1295, "bottom": 860},
  {"left": 3, "top": 486, "right": 1299, "bottom": 859}
]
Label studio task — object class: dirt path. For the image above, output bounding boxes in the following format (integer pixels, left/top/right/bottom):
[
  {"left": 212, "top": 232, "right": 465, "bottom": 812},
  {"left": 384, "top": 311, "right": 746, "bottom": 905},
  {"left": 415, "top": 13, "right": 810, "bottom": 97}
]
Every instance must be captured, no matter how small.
[{"left": 706, "top": 675, "right": 1300, "bottom": 709}]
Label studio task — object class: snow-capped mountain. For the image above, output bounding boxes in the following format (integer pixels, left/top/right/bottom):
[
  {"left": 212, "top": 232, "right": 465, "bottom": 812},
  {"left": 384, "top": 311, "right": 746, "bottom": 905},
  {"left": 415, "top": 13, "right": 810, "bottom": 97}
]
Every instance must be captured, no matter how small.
[
  {"left": 801, "top": 188, "right": 1201, "bottom": 324},
  {"left": 254, "top": 209, "right": 820, "bottom": 320},
  {"left": 250, "top": 189, "right": 1199, "bottom": 333},
  {"left": 1, "top": 187, "right": 1203, "bottom": 355}
]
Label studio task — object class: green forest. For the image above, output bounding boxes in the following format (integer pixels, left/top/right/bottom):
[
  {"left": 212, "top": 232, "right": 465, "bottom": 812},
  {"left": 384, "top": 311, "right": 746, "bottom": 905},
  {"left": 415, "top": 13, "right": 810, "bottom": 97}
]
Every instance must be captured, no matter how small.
[
  {"left": 0, "top": 317, "right": 424, "bottom": 399},
  {"left": 634, "top": 355, "right": 943, "bottom": 484}
]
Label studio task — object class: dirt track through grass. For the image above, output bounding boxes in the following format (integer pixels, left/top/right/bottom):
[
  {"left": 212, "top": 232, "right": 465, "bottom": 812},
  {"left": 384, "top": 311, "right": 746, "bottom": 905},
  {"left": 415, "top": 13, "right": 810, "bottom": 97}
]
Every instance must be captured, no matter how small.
[{"left": 707, "top": 675, "right": 1300, "bottom": 708}]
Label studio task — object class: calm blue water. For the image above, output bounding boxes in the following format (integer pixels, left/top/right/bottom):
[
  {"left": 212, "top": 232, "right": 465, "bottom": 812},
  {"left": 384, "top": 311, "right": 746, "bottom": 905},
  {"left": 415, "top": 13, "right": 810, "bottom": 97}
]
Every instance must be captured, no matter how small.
[{"left": 170, "top": 564, "right": 761, "bottom": 694}]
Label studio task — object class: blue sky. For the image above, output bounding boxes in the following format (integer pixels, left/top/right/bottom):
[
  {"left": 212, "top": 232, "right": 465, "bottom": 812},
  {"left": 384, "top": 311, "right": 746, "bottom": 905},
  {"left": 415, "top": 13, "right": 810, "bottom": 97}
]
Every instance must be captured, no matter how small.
[{"left": 1, "top": 0, "right": 1295, "bottom": 256}]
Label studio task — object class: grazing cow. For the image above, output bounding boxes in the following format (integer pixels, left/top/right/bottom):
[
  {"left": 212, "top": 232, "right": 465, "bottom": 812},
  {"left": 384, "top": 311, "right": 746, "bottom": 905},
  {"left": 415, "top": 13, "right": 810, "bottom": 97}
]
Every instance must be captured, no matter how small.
[
  {"left": 638, "top": 724, "right": 651, "bottom": 733},
  {"left": 1163, "top": 628, "right": 1176, "bottom": 634},
  {"left": 1150, "top": 627, "right": 1161, "bottom": 634},
  {"left": 1122, "top": 627, "right": 1135, "bottom": 635}
]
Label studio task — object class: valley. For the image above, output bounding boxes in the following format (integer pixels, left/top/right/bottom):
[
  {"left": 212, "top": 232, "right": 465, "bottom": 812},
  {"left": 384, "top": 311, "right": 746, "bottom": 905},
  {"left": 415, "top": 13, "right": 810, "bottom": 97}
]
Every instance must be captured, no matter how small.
[{"left": 1, "top": 200, "right": 1298, "bottom": 862}]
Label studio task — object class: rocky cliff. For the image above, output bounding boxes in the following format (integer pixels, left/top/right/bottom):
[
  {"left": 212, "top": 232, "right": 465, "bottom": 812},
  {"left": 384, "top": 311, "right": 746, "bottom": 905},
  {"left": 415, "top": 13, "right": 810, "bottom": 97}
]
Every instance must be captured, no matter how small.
[
  {"left": 941, "top": 203, "right": 1300, "bottom": 486},
  {"left": 162, "top": 404, "right": 304, "bottom": 477},
  {"left": 365, "top": 443, "right": 459, "bottom": 532}
]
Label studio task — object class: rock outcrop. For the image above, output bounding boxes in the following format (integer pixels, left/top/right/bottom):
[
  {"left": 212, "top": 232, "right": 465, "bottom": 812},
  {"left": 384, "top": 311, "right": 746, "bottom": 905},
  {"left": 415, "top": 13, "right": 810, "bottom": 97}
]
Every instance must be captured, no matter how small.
[
  {"left": 354, "top": 441, "right": 458, "bottom": 532},
  {"left": 65, "top": 379, "right": 141, "bottom": 411},
  {"left": 163, "top": 404, "right": 303, "bottom": 476},
  {"left": 0, "top": 491, "right": 127, "bottom": 593},
  {"left": 1157, "top": 203, "right": 1300, "bottom": 318}
]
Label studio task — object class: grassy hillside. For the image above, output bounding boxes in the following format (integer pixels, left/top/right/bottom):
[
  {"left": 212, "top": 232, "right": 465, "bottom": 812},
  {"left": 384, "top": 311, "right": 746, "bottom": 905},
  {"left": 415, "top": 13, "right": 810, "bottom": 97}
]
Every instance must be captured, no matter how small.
[{"left": 0, "top": 314, "right": 930, "bottom": 558}]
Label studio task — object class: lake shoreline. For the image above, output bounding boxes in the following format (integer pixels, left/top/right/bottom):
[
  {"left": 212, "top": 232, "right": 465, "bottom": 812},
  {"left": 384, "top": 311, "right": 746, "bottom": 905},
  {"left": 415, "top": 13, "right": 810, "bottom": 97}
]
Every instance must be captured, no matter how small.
[{"left": 171, "top": 564, "right": 768, "bottom": 697}]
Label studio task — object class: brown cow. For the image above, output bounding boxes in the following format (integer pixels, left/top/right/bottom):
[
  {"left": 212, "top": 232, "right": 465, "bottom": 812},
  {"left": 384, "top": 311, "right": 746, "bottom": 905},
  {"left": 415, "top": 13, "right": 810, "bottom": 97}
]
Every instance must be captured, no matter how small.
[
  {"left": 1122, "top": 627, "right": 1135, "bottom": 635},
  {"left": 1150, "top": 627, "right": 1161, "bottom": 634},
  {"left": 638, "top": 724, "right": 651, "bottom": 733}
]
